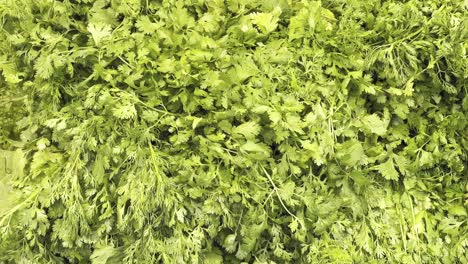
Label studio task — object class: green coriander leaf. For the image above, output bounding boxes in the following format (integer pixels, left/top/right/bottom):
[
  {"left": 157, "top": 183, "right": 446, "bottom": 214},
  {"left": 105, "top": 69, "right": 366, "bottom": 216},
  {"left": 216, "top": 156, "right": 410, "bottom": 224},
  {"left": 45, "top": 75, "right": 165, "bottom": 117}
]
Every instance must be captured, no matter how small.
[
  {"left": 87, "top": 23, "right": 112, "bottom": 46},
  {"left": 361, "top": 114, "right": 388, "bottom": 136},
  {"left": 374, "top": 158, "right": 399, "bottom": 181},
  {"left": 233, "top": 121, "right": 261, "bottom": 139}
]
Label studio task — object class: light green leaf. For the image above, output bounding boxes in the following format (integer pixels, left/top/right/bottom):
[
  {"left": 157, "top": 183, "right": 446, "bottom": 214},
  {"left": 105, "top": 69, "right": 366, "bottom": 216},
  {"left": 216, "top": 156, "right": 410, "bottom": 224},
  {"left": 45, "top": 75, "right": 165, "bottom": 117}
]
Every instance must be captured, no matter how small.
[
  {"left": 34, "top": 54, "right": 54, "bottom": 79},
  {"left": 87, "top": 23, "right": 112, "bottom": 46},
  {"left": 374, "top": 158, "right": 399, "bottom": 180},
  {"left": 336, "top": 139, "right": 366, "bottom": 167},
  {"left": 233, "top": 121, "right": 261, "bottom": 139},
  {"left": 113, "top": 103, "right": 137, "bottom": 120},
  {"left": 447, "top": 205, "right": 467, "bottom": 216},
  {"left": 419, "top": 150, "right": 434, "bottom": 167},
  {"left": 0, "top": 63, "right": 22, "bottom": 83},
  {"left": 136, "top": 16, "right": 159, "bottom": 34},
  {"left": 90, "top": 246, "right": 118, "bottom": 264},
  {"left": 223, "top": 234, "right": 237, "bottom": 253},
  {"left": 361, "top": 114, "right": 388, "bottom": 136},
  {"left": 158, "top": 58, "right": 176, "bottom": 73},
  {"left": 285, "top": 113, "right": 304, "bottom": 134},
  {"left": 268, "top": 110, "right": 282, "bottom": 124},
  {"left": 204, "top": 252, "right": 223, "bottom": 264},
  {"left": 250, "top": 7, "right": 282, "bottom": 34},
  {"left": 240, "top": 141, "right": 270, "bottom": 154},
  {"left": 279, "top": 181, "right": 295, "bottom": 202}
]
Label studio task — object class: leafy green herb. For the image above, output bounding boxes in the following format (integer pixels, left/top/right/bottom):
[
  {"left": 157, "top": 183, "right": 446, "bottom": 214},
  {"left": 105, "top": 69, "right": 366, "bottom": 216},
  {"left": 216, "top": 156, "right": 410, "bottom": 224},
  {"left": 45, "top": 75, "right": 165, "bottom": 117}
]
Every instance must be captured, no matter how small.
[{"left": 0, "top": 0, "right": 466, "bottom": 263}]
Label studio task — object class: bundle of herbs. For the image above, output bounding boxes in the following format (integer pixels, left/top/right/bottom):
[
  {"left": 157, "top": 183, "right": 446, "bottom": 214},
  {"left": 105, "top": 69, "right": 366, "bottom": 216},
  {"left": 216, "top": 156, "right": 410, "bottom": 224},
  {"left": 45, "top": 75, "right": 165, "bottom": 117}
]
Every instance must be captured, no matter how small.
[{"left": 0, "top": 0, "right": 466, "bottom": 263}]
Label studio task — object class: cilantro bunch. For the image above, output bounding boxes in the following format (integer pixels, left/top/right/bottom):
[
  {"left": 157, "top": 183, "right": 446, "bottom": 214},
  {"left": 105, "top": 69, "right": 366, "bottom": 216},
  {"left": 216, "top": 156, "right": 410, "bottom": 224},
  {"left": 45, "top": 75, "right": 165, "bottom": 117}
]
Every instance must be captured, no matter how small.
[{"left": 0, "top": 0, "right": 466, "bottom": 263}]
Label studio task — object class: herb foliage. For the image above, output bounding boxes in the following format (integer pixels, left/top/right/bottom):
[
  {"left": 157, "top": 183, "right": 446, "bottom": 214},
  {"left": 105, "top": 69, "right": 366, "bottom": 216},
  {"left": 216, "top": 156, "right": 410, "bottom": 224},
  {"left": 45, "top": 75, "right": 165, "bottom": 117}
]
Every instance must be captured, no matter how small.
[{"left": 0, "top": 0, "right": 467, "bottom": 263}]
